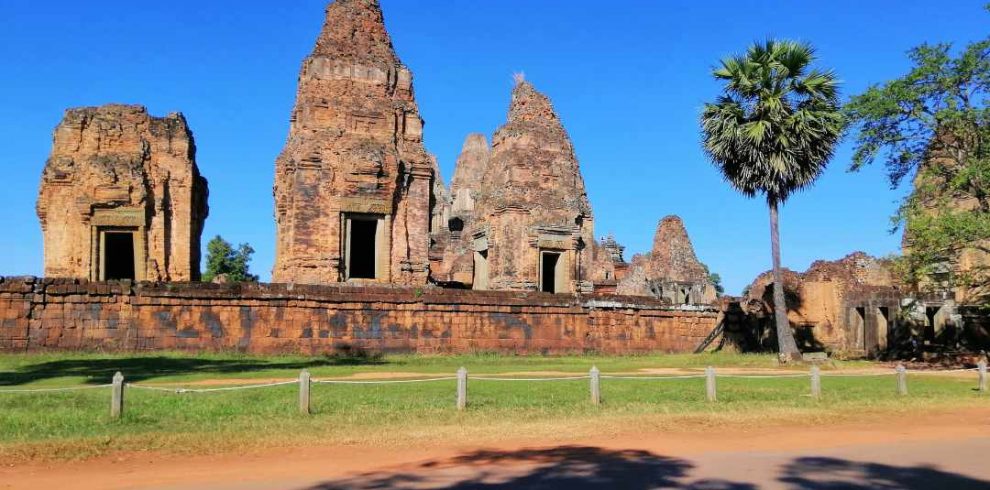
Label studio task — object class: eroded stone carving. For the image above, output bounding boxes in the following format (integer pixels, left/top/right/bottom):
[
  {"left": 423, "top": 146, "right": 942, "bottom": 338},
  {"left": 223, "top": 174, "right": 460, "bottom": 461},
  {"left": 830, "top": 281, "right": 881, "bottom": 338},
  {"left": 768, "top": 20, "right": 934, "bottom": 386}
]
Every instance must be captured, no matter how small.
[
  {"left": 617, "top": 216, "right": 716, "bottom": 304},
  {"left": 273, "top": 0, "right": 436, "bottom": 285},
  {"left": 36, "top": 104, "right": 209, "bottom": 282},
  {"left": 468, "top": 78, "right": 596, "bottom": 293}
]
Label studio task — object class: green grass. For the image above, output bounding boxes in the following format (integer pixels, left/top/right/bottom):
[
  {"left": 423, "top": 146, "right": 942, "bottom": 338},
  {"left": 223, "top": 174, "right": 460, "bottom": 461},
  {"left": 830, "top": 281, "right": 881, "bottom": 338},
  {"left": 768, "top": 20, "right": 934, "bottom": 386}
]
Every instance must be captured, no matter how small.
[
  {"left": 0, "top": 351, "right": 874, "bottom": 387},
  {"left": 0, "top": 352, "right": 982, "bottom": 462}
]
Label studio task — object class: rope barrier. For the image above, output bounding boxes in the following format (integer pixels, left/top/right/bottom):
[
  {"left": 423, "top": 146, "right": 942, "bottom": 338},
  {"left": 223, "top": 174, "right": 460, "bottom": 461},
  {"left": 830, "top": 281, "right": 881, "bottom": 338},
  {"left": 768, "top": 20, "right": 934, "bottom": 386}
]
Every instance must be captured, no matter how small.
[
  {"left": 0, "top": 384, "right": 113, "bottom": 394},
  {"left": 472, "top": 376, "right": 589, "bottom": 382},
  {"left": 313, "top": 377, "right": 457, "bottom": 385},
  {"left": 599, "top": 374, "right": 705, "bottom": 380},
  {"left": 127, "top": 380, "right": 298, "bottom": 394}
]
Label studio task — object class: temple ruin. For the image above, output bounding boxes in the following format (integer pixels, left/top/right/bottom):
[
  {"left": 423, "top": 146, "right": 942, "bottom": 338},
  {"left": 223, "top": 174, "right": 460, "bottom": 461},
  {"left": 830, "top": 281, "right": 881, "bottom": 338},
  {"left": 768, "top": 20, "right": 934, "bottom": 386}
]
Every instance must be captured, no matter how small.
[
  {"left": 272, "top": 0, "right": 437, "bottom": 286},
  {"left": 617, "top": 216, "right": 717, "bottom": 304},
  {"left": 36, "top": 104, "right": 209, "bottom": 282},
  {"left": 452, "top": 79, "right": 596, "bottom": 293}
]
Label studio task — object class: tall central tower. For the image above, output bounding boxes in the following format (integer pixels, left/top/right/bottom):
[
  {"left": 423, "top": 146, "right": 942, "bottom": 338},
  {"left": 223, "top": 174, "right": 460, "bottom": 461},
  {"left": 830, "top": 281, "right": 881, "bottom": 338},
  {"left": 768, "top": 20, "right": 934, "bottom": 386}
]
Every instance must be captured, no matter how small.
[{"left": 272, "top": 0, "right": 435, "bottom": 285}]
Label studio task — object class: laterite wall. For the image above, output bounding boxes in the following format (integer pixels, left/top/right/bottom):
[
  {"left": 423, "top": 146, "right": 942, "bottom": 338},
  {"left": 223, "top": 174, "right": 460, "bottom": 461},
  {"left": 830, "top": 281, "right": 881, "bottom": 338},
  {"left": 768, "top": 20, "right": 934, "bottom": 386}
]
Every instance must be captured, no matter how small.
[{"left": 0, "top": 277, "right": 718, "bottom": 354}]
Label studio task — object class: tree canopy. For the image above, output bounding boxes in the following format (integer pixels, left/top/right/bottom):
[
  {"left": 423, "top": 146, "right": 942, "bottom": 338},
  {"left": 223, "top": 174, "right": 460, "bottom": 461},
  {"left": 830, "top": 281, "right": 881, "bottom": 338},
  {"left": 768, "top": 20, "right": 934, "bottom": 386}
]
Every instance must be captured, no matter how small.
[
  {"left": 845, "top": 23, "right": 990, "bottom": 301},
  {"left": 701, "top": 39, "right": 845, "bottom": 206},
  {"left": 203, "top": 236, "right": 259, "bottom": 283}
]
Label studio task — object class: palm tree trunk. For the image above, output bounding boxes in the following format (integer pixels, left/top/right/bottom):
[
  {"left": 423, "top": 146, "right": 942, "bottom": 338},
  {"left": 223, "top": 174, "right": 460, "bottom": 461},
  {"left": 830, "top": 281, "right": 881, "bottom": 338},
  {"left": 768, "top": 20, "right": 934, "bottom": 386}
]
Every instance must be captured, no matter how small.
[{"left": 769, "top": 199, "right": 802, "bottom": 362}]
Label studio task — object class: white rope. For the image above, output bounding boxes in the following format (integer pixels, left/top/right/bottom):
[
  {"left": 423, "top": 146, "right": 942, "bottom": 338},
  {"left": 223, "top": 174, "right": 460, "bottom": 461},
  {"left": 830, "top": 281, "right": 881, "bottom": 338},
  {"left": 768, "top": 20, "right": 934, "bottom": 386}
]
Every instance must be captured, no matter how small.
[
  {"left": 127, "top": 380, "right": 298, "bottom": 394},
  {"left": 314, "top": 377, "right": 457, "bottom": 385},
  {"left": 718, "top": 374, "right": 810, "bottom": 379},
  {"left": 600, "top": 375, "right": 705, "bottom": 380},
  {"left": 0, "top": 384, "right": 112, "bottom": 394},
  {"left": 472, "top": 376, "right": 589, "bottom": 382},
  {"left": 820, "top": 372, "right": 897, "bottom": 377}
]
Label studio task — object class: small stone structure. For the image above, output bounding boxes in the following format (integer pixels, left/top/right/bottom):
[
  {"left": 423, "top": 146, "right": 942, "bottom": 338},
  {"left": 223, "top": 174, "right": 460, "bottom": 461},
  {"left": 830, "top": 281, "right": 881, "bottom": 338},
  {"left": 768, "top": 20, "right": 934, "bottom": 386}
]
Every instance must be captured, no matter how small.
[
  {"left": 272, "top": 0, "right": 437, "bottom": 286},
  {"left": 36, "top": 105, "right": 209, "bottom": 282},
  {"left": 617, "top": 216, "right": 716, "bottom": 304},
  {"left": 0, "top": 277, "right": 718, "bottom": 354}
]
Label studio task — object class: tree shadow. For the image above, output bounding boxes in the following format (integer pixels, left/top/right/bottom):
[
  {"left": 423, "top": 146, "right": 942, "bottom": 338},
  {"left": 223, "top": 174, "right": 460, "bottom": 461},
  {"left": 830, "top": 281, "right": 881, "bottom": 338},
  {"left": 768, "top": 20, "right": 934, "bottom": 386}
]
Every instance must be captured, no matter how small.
[
  {"left": 0, "top": 351, "right": 385, "bottom": 386},
  {"left": 303, "top": 445, "right": 755, "bottom": 489},
  {"left": 779, "top": 456, "right": 990, "bottom": 489}
]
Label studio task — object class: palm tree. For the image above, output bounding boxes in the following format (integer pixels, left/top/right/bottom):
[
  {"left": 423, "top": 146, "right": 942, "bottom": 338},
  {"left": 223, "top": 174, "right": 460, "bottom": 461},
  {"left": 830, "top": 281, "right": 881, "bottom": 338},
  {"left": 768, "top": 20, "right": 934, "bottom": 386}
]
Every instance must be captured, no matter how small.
[{"left": 701, "top": 40, "right": 843, "bottom": 362}]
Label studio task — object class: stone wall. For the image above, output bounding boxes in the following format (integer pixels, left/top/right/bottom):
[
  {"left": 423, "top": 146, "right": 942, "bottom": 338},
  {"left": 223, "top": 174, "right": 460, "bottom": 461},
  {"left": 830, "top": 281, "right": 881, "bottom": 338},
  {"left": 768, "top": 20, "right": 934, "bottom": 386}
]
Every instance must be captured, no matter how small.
[{"left": 0, "top": 277, "right": 718, "bottom": 354}]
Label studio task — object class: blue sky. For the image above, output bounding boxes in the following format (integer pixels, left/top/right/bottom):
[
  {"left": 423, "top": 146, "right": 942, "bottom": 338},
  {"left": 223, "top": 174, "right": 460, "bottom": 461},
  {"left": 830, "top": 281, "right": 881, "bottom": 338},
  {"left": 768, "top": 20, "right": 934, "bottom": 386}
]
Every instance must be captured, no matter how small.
[{"left": 0, "top": 1, "right": 986, "bottom": 294}]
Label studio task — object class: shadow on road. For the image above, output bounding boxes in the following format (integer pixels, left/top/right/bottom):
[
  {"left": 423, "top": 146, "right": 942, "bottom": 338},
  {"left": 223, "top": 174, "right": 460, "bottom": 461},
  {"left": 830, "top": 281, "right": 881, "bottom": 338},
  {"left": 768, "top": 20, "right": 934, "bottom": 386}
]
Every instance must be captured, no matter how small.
[
  {"left": 780, "top": 456, "right": 990, "bottom": 489},
  {"left": 303, "top": 446, "right": 990, "bottom": 489},
  {"left": 303, "top": 445, "right": 753, "bottom": 489}
]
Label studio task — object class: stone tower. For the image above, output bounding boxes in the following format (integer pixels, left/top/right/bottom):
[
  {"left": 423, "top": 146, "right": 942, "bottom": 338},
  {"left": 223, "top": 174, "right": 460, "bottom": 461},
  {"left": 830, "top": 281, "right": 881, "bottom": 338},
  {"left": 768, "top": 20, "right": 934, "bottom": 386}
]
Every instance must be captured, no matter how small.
[
  {"left": 430, "top": 134, "right": 492, "bottom": 286},
  {"left": 272, "top": 0, "right": 435, "bottom": 285},
  {"left": 472, "top": 78, "right": 595, "bottom": 293},
  {"left": 36, "top": 104, "right": 209, "bottom": 282},
  {"left": 617, "top": 216, "right": 716, "bottom": 304}
]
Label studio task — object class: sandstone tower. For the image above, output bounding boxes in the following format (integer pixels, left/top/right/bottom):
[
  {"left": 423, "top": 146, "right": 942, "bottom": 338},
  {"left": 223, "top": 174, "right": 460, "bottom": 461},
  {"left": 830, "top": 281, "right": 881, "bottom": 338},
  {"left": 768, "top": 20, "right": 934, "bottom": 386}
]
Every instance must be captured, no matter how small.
[
  {"left": 617, "top": 216, "right": 716, "bottom": 304},
  {"left": 430, "top": 134, "right": 491, "bottom": 286},
  {"left": 471, "top": 79, "right": 595, "bottom": 293},
  {"left": 36, "top": 104, "right": 209, "bottom": 282},
  {"left": 272, "top": 0, "right": 436, "bottom": 285}
]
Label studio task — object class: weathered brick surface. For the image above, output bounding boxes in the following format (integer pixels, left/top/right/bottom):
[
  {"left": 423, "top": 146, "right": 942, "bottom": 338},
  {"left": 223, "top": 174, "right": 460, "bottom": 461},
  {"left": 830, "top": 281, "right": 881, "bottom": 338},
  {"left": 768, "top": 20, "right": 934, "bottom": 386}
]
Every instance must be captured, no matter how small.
[{"left": 0, "top": 277, "right": 717, "bottom": 354}]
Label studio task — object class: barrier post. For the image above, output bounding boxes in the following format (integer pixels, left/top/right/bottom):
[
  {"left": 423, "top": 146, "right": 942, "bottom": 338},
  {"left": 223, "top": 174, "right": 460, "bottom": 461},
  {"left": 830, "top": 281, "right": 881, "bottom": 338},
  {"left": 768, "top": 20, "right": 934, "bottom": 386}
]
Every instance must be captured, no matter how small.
[
  {"left": 979, "top": 360, "right": 987, "bottom": 394},
  {"left": 810, "top": 365, "right": 821, "bottom": 400},
  {"left": 456, "top": 367, "right": 468, "bottom": 410},
  {"left": 299, "top": 370, "right": 311, "bottom": 415},
  {"left": 111, "top": 372, "right": 124, "bottom": 420},
  {"left": 705, "top": 367, "right": 717, "bottom": 403},
  {"left": 590, "top": 366, "right": 601, "bottom": 406},
  {"left": 896, "top": 363, "right": 908, "bottom": 396}
]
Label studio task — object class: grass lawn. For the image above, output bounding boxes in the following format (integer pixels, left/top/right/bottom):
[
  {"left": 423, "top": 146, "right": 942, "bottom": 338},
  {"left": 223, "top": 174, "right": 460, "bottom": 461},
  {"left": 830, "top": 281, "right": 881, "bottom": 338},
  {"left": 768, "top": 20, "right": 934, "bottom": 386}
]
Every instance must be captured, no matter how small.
[{"left": 0, "top": 352, "right": 983, "bottom": 462}]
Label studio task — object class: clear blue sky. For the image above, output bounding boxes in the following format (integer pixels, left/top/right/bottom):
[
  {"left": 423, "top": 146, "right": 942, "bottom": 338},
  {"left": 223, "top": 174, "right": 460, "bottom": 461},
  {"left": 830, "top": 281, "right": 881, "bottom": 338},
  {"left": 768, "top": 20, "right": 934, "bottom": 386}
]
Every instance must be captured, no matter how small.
[{"left": 1, "top": 1, "right": 986, "bottom": 294}]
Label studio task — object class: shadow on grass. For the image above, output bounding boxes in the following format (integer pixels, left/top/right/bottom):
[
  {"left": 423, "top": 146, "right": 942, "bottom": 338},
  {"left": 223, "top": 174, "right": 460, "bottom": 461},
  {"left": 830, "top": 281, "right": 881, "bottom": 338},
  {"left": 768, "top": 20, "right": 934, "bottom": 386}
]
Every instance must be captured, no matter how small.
[
  {"left": 0, "top": 351, "right": 386, "bottom": 386},
  {"left": 304, "top": 445, "right": 754, "bottom": 489},
  {"left": 779, "top": 456, "right": 990, "bottom": 489}
]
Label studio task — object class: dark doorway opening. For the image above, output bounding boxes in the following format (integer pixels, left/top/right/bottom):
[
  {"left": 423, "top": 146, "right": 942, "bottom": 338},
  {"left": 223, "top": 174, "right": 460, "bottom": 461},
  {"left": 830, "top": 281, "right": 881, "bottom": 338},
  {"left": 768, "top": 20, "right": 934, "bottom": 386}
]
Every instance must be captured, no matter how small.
[
  {"left": 541, "top": 252, "right": 560, "bottom": 293},
  {"left": 349, "top": 219, "right": 378, "bottom": 279},
  {"left": 104, "top": 232, "right": 135, "bottom": 280},
  {"left": 877, "top": 307, "right": 890, "bottom": 351}
]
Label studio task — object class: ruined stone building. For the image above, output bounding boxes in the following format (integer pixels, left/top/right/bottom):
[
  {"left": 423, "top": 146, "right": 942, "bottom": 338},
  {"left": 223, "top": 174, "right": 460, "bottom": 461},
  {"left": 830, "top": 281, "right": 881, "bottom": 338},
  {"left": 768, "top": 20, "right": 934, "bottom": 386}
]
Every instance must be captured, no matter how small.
[
  {"left": 442, "top": 79, "right": 596, "bottom": 293},
  {"left": 616, "top": 216, "right": 717, "bottom": 304},
  {"left": 36, "top": 105, "right": 209, "bottom": 282},
  {"left": 272, "top": 0, "right": 436, "bottom": 286},
  {"left": 737, "top": 252, "right": 903, "bottom": 354},
  {"left": 589, "top": 235, "right": 630, "bottom": 294}
]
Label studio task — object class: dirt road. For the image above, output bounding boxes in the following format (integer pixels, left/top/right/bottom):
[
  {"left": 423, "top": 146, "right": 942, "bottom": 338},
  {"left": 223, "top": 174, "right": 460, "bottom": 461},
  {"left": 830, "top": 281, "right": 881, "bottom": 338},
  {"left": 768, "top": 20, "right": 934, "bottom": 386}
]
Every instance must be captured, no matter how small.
[{"left": 4, "top": 408, "right": 990, "bottom": 489}]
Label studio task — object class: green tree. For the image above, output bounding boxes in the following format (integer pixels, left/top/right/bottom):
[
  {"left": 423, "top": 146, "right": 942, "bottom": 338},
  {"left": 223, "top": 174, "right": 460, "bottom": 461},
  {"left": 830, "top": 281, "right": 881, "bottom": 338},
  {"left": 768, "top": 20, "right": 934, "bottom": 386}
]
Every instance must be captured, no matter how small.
[
  {"left": 203, "top": 235, "right": 259, "bottom": 283},
  {"left": 845, "top": 23, "right": 990, "bottom": 302},
  {"left": 701, "top": 40, "right": 844, "bottom": 361},
  {"left": 708, "top": 272, "right": 725, "bottom": 296}
]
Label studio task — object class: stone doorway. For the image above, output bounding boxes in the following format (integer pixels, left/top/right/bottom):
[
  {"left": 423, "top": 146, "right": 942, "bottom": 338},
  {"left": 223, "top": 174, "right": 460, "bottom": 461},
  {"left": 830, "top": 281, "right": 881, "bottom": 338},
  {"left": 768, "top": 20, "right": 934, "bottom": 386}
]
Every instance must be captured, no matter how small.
[
  {"left": 540, "top": 251, "right": 568, "bottom": 294},
  {"left": 344, "top": 214, "right": 383, "bottom": 281},
  {"left": 101, "top": 230, "right": 136, "bottom": 281}
]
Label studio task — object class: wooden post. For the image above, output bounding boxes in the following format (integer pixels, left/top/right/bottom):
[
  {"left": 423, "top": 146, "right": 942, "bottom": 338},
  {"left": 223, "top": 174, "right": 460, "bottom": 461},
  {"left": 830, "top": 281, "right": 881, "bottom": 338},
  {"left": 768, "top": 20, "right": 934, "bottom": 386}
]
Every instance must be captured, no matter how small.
[
  {"left": 705, "top": 366, "right": 716, "bottom": 403},
  {"left": 896, "top": 363, "right": 908, "bottom": 396},
  {"left": 590, "top": 366, "right": 601, "bottom": 406},
  {"left": 979, "top": 360, "right": 987, "bottom": 394},
  {"left": 810, "top": 365, "right": 821, "bottom": 400},
  {"left": 299, "top": 370, "right": 311, "bottom": 415},
  {"left": 110, "top": 371, "right": 124, "bottom": 420},
  {"left": 456, "top": 367, "right": 468, "bottom": 411}
]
